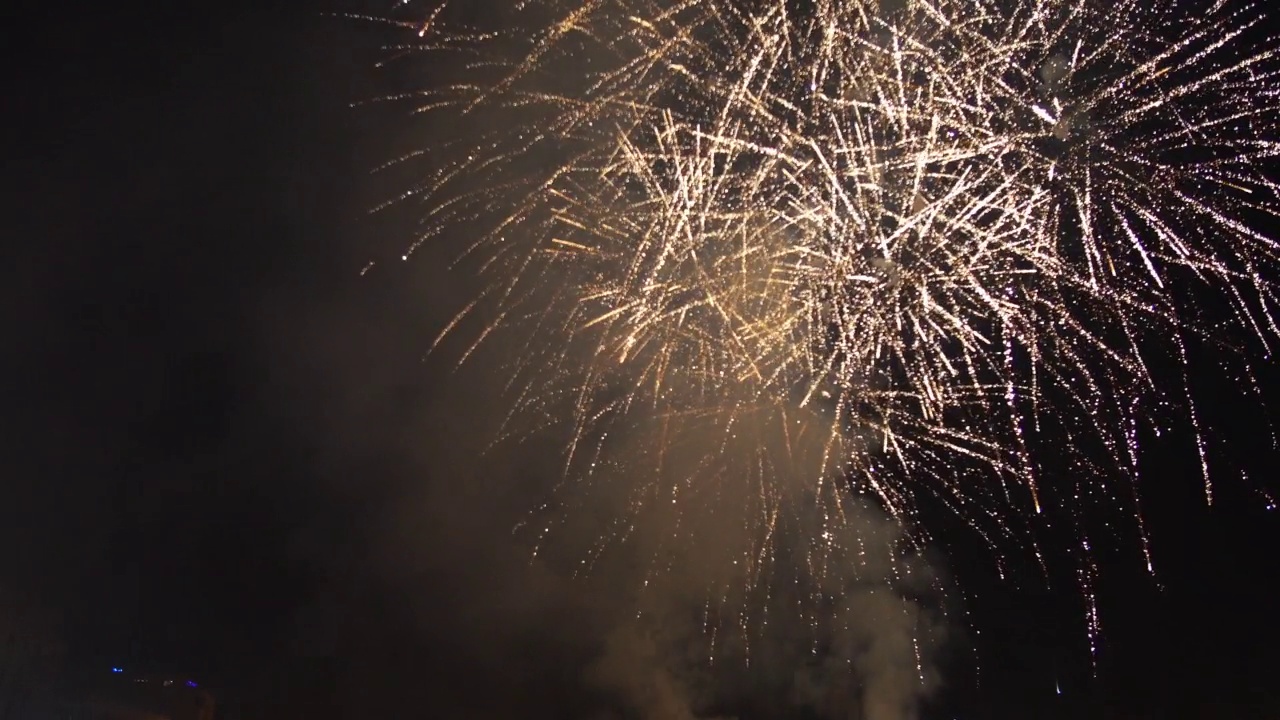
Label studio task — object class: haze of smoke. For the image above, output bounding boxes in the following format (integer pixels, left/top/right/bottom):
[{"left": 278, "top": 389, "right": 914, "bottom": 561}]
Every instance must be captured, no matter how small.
[
  {"left": 296, "top": 259, "right": 950, "bottom": 719},
  {"left": 572, "top": 495, "right": 946, "bottom": 720},
  {"left": 334, "top": 162, "right": 955, "bottom": 720},
  {"left": 529, "top": 375, "right": 948, "bottom": 720}
]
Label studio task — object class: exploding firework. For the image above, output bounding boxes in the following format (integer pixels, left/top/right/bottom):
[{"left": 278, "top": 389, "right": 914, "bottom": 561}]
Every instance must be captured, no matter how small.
[{"left": 363, "top": 0, "right": 1280, "bottom": 659}]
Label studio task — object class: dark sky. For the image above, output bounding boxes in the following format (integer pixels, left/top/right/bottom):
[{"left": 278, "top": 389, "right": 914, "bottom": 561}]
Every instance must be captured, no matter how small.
[{"left": 6, "top": 1, "right": 1280, "bottom": 719}]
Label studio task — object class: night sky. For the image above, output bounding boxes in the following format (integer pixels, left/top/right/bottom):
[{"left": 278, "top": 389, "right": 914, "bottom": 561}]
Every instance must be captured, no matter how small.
[{"left": 7, "top": 1, "right": 1280, "bottom": 719}]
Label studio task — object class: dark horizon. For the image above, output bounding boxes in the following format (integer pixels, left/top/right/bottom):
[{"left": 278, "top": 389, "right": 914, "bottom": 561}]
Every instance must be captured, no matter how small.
[{"left": 6, "top": 1, "right": 1280, "bottom": 718}]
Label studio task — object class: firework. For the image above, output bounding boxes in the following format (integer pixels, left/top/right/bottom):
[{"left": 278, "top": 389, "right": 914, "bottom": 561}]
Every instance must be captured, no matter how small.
[{"left": 370, "top": 0, "right": 1280, "bottom": 656}]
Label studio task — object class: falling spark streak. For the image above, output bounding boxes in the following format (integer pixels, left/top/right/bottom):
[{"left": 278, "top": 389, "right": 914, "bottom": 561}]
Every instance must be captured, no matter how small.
[{"left": 380, "top": 0, "right": 1280, "bottom": 661}]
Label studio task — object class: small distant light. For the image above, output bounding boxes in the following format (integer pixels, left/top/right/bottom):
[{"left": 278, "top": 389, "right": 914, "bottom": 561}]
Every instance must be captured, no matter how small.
[
  {"left": 111, "top": 667, "right": 124, "bottom": 674},
  {"left": 187, "top": 681, "right": 198, "bottom": 688}
]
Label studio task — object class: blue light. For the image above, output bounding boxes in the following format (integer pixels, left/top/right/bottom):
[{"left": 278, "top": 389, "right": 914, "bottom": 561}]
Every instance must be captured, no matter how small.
[
  {"left": 186, "top": 681, "right": 198, "bottom": 688},
  {"left": 111, "top": 668, "right": 124, "bottom": 674}
]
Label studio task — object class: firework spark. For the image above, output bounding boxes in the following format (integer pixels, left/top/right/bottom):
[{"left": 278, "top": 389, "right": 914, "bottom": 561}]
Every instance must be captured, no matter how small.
[{"left": 370, "top": 0, "right": 1280, "bottom": 659}]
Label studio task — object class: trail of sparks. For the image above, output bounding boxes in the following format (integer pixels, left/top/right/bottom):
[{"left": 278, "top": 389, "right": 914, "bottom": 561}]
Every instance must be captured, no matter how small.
[{"left": 376, "top": 0, "right": 1280, "bottom": 660}]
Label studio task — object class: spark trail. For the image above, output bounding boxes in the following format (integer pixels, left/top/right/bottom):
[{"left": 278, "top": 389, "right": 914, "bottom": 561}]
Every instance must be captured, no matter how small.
[{"left": 368, "top": 0, "right": 1280, "bottom": 660}]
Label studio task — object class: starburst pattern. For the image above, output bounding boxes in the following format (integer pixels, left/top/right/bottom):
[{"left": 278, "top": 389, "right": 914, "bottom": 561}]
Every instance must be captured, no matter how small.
[{"left": 364, "top": 0, "right": 1280, "bottom": 657}]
